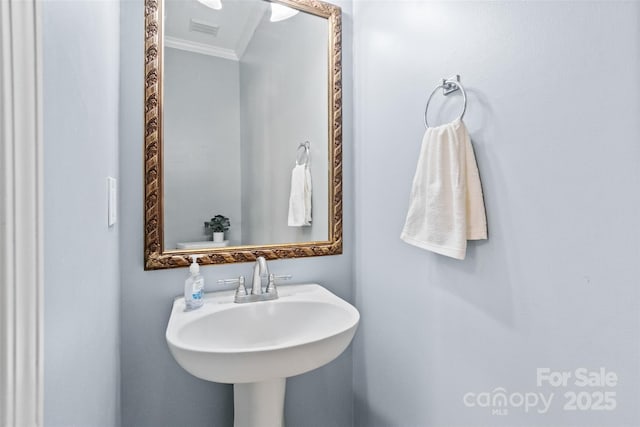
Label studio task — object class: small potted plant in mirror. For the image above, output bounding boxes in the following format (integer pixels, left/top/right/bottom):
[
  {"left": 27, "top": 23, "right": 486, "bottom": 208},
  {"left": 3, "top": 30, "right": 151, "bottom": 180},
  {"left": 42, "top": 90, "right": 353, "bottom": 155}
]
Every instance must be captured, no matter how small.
[{"left": 205, "top": 215, "right": 230, "bottom": 243}]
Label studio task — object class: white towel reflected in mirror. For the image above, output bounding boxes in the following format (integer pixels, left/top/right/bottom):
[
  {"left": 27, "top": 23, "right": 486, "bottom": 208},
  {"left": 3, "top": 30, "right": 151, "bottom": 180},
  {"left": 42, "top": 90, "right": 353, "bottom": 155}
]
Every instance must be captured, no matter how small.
[{"left": 288, "top": 164, "right": 312, "bottom": 227}]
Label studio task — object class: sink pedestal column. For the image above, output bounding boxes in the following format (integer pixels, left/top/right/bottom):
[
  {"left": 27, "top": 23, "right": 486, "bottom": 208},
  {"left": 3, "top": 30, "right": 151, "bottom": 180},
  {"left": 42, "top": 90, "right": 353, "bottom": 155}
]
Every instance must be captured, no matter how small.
[{"left": 233, "top": 378, "right": 286, "bottom": 427}]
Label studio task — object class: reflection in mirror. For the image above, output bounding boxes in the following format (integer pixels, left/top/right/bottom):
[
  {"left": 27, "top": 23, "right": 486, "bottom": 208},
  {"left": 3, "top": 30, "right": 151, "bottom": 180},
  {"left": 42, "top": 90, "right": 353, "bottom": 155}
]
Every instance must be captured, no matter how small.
[
  {"left": 143, "top": 0, "right": 342, "bottom": 268},
  {"left": 163, "top": 0, "right": 329, "bottom": 250}
]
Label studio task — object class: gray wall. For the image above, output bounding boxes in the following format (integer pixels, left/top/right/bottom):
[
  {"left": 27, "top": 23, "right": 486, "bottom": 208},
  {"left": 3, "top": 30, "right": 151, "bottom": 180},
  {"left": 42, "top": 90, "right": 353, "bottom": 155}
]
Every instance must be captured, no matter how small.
[
  {"left": 119, "top": 1, "right": 353, "bottom": 426},
  {"left": 163, "top": 49, "right": 242, "bottom": 248},
  {"left": 239, "top": 11, "right": 329, "bottom": 245},
  {"left": 352, "top": 2, "right": 640, "bottom": 427},
  {"left": 43, "top": 1, "right": 121, "bottom": 426}
]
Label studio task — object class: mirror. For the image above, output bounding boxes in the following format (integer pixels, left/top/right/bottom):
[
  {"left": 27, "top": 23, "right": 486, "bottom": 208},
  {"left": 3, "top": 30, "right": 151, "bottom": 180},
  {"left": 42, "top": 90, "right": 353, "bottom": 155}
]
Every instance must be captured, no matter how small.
[{"left": 144, "top": 0, "right": 342, "bottom": 269}]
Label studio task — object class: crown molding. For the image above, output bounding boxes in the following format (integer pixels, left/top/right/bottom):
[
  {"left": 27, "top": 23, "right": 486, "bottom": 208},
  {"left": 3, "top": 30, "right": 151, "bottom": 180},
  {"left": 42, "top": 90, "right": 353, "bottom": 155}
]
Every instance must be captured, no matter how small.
[{"left": 164, "top": 36, "right": 239, "bottom": 61}]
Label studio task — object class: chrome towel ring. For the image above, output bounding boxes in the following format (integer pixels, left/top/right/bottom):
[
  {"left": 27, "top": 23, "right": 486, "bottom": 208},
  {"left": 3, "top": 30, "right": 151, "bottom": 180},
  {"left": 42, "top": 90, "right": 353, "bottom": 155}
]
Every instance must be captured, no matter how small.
[
  {"left": 424, "top": 75, "right": 467, "bottom": 128},
  {"left": 296, "top": 140, "right": 310, "bottom": 166}
]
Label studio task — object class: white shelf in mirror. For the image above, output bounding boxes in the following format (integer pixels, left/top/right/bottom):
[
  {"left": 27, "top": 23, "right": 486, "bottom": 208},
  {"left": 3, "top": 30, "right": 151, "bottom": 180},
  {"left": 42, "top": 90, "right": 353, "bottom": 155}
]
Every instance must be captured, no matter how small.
[{"left": 176, "top": 240, "right": 229, "bottom": 250}]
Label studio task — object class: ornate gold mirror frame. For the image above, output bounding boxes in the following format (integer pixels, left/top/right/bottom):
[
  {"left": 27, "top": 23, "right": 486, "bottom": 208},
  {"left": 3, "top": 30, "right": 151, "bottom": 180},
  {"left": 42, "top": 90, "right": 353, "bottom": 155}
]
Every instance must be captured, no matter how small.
[{"left": 143, "top": 0, "right": 342, "bottom": 269}]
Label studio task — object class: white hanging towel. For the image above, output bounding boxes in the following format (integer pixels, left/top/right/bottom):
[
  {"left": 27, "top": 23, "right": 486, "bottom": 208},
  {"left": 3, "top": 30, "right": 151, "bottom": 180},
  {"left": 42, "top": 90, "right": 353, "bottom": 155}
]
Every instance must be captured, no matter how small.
[
  {"left": 288, "top": 164, "right": 312, "bottom": 226},
  {"left": 400, "top": 118, "right": 487, "bottom": 259}
]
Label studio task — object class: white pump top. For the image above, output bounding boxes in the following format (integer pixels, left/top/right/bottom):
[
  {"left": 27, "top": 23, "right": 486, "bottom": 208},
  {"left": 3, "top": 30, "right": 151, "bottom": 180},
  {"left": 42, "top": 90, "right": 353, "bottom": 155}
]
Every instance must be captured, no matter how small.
[{"left": 189, "top": 255, "right": 203, "bottom": 275}]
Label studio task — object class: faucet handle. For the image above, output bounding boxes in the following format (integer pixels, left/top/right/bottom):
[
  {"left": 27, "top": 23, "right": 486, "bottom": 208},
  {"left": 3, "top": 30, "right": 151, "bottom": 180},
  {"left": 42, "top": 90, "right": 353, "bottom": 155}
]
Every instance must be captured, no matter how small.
[
  {"left": 218, "top": 276, "right": 247, "bottom": 298},
  {"left": 265, "top": 274, "right": 292, "bottom": 294}
]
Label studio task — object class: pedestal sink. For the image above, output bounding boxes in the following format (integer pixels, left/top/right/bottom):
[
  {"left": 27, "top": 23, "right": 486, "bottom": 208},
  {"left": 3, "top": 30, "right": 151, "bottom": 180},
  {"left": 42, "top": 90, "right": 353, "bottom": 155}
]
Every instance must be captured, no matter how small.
[{"left": 166, "top": 284, "right": 359, "bottom": 427}]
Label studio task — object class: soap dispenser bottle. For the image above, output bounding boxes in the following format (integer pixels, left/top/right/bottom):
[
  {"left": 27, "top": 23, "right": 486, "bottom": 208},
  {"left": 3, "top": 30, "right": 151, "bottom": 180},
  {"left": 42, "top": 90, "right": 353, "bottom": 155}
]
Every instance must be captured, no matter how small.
[{"left": 184, "top": 255, "right": 204, "bottom": 310}]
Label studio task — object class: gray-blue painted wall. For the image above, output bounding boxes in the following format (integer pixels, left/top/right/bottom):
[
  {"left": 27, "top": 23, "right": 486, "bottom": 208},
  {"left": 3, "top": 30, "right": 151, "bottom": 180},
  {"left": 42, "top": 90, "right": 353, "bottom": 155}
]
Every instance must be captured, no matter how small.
[
  {"left": 43, "top": 1, "right": 121, "bottom": 425},
  {"left": 163, "top": 49, "right": 243, "bottom": 248},
  {"left": 42, "top": 1, "right": 640, "bottom": 426},
  {"left": 119, "top": 1, "right": 354, "bottom": 426},
  {"left": 352, "top": 2, "right": 640, "bottom": 426},
  {"left": 239, "top": 11, "right": 330, "bottom": 246}
]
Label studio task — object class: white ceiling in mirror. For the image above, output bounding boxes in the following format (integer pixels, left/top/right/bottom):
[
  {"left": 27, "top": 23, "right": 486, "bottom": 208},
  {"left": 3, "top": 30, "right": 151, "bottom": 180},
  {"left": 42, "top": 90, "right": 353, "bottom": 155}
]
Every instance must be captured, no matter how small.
[{"left": 164, "top": 0, "right": 268, "bottom": 60}]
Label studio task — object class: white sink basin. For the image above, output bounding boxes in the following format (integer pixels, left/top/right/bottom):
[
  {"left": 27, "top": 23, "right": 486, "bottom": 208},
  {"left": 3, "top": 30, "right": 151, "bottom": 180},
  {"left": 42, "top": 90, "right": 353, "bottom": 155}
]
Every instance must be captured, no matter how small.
[
  {"left": 166, "top": 283, "right": 359, "bottom": 427},
  {"left": 166, "top": 283, "right": 359, "bottom": 383}
]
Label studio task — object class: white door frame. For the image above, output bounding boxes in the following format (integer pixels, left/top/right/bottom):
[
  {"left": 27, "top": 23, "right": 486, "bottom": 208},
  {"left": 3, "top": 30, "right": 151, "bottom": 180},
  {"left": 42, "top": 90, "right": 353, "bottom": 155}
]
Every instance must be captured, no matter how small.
[{"left": 0, "top": 1, "right": 44, "bottom": 426}]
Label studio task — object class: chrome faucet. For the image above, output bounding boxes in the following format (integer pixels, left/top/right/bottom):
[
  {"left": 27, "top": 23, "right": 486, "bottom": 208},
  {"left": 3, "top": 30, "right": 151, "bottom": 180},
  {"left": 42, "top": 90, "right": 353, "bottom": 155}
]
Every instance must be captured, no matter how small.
[
  {"left": 218, "top": 257, "right": 291, "bottom": 304},
  {"left": 251, "top": 256, "right": 270, "bottom": 295}
]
